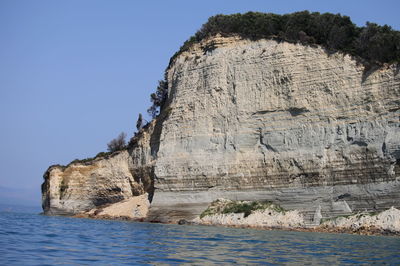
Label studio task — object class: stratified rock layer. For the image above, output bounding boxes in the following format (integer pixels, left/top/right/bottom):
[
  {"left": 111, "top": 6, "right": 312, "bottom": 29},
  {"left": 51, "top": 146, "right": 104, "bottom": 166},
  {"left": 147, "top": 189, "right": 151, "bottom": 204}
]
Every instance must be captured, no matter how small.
[
  {"left": 151, "top": 37, "right": 400, "bottom": 222},
  {"left": 42, "top": 37, "right": 400, "bottom": 223},
  {"left": 75, "top": 194, "right": 150, "bottom": 220},
  {"left": 42, "top": 120, "right": 158, "bottom": 215}
]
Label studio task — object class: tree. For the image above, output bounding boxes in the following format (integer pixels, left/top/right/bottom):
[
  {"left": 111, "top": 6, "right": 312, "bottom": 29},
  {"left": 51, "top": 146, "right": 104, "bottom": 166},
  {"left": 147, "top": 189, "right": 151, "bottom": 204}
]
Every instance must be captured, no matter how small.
[
  {"left": 107, "top": 132, "right": 127, "bottom": 152},
  {"left": 168, "top": 11, "right": 400, "bottom": 68},
  {"left": 136, "top": 113, "right": 143, "bottom": 131},
  {"left": 147, "top": 79, "right": 168, "bottom": 118}
]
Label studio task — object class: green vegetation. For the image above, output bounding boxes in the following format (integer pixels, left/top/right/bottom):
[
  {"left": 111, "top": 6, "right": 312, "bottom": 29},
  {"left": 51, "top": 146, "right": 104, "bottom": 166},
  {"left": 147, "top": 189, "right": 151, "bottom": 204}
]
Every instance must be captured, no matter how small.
[
  {"left": 68, "top": 151, "right": 114, "bottom": 165},
  {"left": 200, "top": 199, "right": 285, "bottom": 218},
  {"left": 147, "top": 77, "right": 168, "bottom": 119},
  {"left": 169, "top": 11, "right": 400, "bottom": 67},
  {"left": 107, "top": 132, "right": 127, "bottom": 152},
  {"left": 65, "top": 132, "right": 127, "bottom": 166},
  {"left": 136, "top": 113, "right": 143, "bottom": 131},
  {"left": 147, "top": 11, "right": 399, "bottom": 120}
]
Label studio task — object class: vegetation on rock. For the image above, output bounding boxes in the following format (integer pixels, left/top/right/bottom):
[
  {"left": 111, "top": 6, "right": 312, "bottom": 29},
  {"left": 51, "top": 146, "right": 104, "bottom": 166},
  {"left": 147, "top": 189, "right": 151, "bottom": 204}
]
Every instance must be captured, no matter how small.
[
  {"left": 149, "top": 11, "right": 400, "bottom": 120},
  {"left": 68, "top": 151, "right": 113, "bottom": 166},
  {"left": 169, "top": 11, "right": 400, "bottom": 67},
  {"left": 107, "top": 132, "right": 127, "bottom": 152},
  {"left": 63, "top": 11, "right": 400, "bottom": 166},
  {"left": 136, "top": 113, "right": 144, "bottom": 131},
  {"left": 200, "top": 199, "right": 285, "bottom": 218},
  {"left": 62, "top": 132, "right": 127, "bottom": 167},
  {"left": 147, "top": 78, "right": 168, "bottom": 119}
]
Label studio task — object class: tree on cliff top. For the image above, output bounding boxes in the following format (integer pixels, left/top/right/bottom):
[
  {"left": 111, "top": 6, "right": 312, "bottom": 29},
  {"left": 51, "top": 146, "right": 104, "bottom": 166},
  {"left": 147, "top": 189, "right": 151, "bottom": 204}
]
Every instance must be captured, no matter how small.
[
  {"left": 107, "top": 132, "right": 127, "bottom": 152},
  {"left": 169, "top": 11, "right": 400, "bottom": 67},
  {"left": 136, "top": 113, "right": 143, "bottom": 131}
]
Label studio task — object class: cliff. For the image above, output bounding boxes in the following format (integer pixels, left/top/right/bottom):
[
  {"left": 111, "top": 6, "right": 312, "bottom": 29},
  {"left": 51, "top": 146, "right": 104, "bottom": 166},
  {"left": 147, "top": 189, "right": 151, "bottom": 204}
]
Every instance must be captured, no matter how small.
[
  {"left": 42, "top": 120, "right": 158, "bottom": 215},
  {"left": 42, "top": 36, "right": 400, "bottom": 224}
]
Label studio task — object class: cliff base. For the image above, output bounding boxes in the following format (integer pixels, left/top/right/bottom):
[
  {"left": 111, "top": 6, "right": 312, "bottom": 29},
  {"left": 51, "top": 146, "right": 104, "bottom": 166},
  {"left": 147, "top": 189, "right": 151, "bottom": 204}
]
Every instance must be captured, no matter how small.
[
  {"left": 73, "top": 194, "right": 149, "bottom": 220},
  {"left": 190, "top": 199, "right": 400, "bottom": 236}
]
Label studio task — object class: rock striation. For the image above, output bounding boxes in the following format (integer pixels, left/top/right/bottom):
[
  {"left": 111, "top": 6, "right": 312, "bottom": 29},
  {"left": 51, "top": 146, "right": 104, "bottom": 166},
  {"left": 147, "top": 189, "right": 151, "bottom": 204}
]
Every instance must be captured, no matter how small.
[
  {"left": 42, "top": 36, "right": 400, "bottom": 224},
  {"left": 41, "top": 120, "right": 158, "bottom": 215}
]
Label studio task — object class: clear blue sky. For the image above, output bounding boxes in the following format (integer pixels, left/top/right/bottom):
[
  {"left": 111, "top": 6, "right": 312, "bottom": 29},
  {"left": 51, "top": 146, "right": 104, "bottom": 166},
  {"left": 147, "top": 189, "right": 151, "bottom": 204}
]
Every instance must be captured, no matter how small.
[{"left": 0, "top": 0, "right": 399, "bottom": 207}]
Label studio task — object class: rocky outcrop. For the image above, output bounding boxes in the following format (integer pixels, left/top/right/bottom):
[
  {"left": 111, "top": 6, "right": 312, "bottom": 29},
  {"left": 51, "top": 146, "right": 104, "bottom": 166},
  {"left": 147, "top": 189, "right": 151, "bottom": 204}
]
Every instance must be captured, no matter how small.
[
  {"left": 151, "top": 36, "right": 400, "bottom": 223},
  {"left": 42, "top": 36, "right": 400, "bottom": 224},
  {"left": 322, "top": 206, "right": 400, "bottom": 233},
  {"left": 74, "top": 194, "right": 150, "bottom": 220},
  {"left": 41, "top": 151, "right": 139, "bottom": 215},
  {"left": 193, "top": 198, "right": 305, "bottom": 228},
  {"left": 190, "top": 199, "right": 400, "bottom": 236},
  {"left": 42, "top": 120, "right": 158, "bottom": 215}
]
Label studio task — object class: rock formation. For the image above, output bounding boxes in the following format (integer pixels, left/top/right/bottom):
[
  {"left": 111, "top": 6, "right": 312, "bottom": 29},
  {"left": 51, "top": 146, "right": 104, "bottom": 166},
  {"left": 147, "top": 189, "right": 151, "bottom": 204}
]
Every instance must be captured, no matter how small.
[
  {"left": 74, "top": 194, "right": 150, "bottom": 220},
  {"left": 42, "top": 36, "right": 400, "bottom": 224},
  {"left": 322, "top": 206, "right": 400, "bottom": 233}
]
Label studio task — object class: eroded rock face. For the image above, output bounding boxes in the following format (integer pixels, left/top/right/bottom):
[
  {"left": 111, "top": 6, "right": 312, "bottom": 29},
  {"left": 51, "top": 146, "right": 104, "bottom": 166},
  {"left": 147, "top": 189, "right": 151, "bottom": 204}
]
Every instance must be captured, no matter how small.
[
  {"left": 42, "top": 37, "right": 400, "bottom": 222},
  {"left": 75, "top": 194, "right": 150, "bottom": 220},
  {"left": 151, "top": 37, "right": 400, "bottom": 222},
  {"left": 42, "top": 121, "right": 158, "bottom": 215},
  {"left": 322, "top": 207, "right": 400, "bottom": 233},
  {"left": 42, "top": 151, "right": 138, "bottom": 215}
]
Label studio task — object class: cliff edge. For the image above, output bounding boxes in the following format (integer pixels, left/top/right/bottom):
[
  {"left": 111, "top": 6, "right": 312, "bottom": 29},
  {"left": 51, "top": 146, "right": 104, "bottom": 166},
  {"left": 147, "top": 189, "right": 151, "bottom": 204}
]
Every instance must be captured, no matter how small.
[{"left": 42, "top": 35, "right": 400, "bottom": 226}]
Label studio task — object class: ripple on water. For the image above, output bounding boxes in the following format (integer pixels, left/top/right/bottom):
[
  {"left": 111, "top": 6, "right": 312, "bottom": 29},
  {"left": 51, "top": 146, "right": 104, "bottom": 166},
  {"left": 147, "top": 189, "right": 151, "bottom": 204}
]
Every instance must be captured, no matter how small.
[{"left": 1, "top": 211, "right": 400, "bottom": 265}]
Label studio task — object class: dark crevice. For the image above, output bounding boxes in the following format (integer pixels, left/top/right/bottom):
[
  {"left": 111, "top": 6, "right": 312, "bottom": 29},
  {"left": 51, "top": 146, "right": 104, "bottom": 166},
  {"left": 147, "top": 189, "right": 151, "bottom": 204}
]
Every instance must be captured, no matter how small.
[
  {"left": 351, "top": 140, "right": 368, "bottom": 147},
  {"left": 288, "top": 107, "right": 309, "bottom": 116},
  {"left": 259, "top": 128, "right": 277, "bottom": 152}
]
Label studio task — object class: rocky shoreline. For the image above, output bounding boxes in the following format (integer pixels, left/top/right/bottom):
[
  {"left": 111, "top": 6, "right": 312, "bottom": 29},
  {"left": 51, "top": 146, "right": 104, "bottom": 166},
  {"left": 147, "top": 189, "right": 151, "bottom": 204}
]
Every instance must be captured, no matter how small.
[
  {"left": 182, "top": 223, "right": 400, "bottom": 237},
  {"left": 184, "top": 199, "right": 400, "bottom": 237},
  {"left": 66, "top": 197, "right": 400, "bottom": 237}
]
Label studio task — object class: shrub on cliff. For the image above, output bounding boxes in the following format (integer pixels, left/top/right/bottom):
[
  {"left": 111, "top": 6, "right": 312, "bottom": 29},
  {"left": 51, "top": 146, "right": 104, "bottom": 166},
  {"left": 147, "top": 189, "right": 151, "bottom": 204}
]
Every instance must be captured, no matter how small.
[
  {"left": 147, "top": 79, "right": 168, "bottom": 119},
  {"left": 136, "top": 113, "right": 143, "bottom": 131},
  {"left": 107, "top": 132, "right": 127, "bottom": 152},
  {"left": 169, "top": 11, "right": 400, "bottom": 67},
  {"left": 200, "top": 199, "right": 286, "bottom": 218}
]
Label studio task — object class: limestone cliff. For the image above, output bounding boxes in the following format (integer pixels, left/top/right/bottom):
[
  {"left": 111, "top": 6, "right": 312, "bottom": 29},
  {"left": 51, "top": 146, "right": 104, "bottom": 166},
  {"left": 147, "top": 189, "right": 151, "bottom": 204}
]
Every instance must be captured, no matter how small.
[
  {"left": 42, "top": 36, "right": 400, "bottom": 223},
  {"left": 41, "top": 120, "right": 158, "bottom": 215}
]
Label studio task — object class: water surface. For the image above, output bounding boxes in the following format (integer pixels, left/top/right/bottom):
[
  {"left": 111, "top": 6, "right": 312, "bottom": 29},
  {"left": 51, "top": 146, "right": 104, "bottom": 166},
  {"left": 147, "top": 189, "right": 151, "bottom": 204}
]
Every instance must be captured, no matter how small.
[{"left": 1, "top": 210, "right": 399, "bottom": 265}]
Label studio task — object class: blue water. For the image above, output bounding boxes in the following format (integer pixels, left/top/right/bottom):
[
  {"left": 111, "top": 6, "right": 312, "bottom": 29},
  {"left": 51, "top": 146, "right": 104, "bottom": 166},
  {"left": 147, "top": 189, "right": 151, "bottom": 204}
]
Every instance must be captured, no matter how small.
[{"left": 1, "top": 210, "right": 400, "bottom": 265}]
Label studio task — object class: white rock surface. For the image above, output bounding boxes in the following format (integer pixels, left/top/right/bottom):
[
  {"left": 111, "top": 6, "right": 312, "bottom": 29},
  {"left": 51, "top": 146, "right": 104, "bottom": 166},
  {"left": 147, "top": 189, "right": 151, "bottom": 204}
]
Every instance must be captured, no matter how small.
[
  {"left": 42, "top": 37, "right": 400, "bottom": 223},
  {"left": 195, "top": 209, "right": 305, "bottom": 228},
  {"left": 323, "top": 207, "right": 400, "bottom": 232},
  {"left": 42, "top": 121, "right": 157, "bottom": 215},
  {"left": 85, "top": 193, "right": 150, "bottom": 219},
  {"left": 151, "top": 36, "right": 400, "bottom": 222}
]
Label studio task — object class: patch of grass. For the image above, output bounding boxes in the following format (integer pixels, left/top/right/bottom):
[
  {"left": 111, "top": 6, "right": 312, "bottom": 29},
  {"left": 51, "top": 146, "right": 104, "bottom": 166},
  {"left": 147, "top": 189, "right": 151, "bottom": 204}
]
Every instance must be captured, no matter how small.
[
  {"left": 94, "top": 151, "right": 113, "bottom": 158},
  {"left": 68, "top": 151, "right": 114, "bottom": 166},
  {"left": 200, "top": 208, "right": 217, "bottom": 219},
  {"left": 200, "top": 199, "right": 285, "bottom": 218}
]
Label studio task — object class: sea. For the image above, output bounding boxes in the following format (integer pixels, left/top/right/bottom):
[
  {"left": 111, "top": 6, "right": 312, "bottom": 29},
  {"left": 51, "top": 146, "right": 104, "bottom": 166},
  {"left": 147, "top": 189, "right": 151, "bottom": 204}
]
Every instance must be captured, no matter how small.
[{"left": 1, "top": 206, "right": 400, "bottom": 265}]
